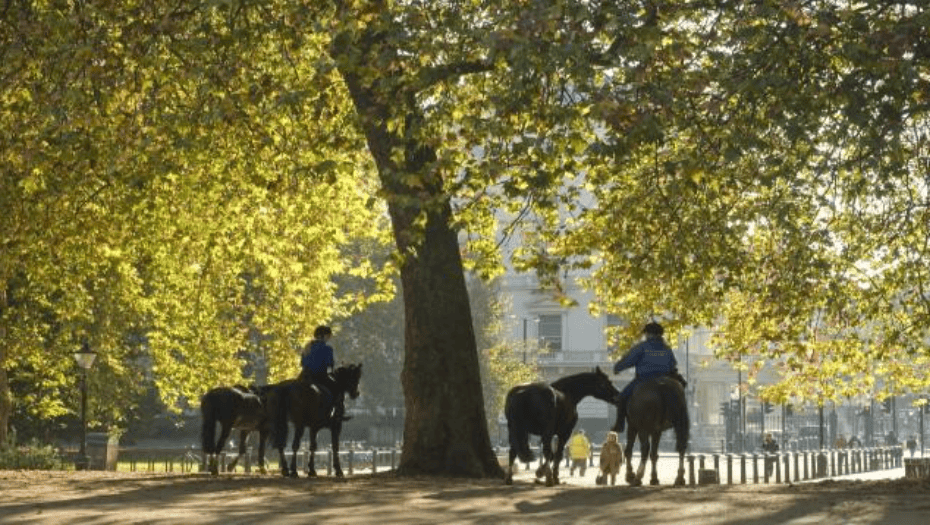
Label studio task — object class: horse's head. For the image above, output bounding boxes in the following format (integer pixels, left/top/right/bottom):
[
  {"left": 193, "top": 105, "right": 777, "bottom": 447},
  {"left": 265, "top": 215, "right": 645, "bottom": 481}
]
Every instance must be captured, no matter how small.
[
  {"left": 591, "top": 366, "right": 622, "bottom": 404},
  {"left": 334, "top": 363, "right": 363, "bottom": 400}
]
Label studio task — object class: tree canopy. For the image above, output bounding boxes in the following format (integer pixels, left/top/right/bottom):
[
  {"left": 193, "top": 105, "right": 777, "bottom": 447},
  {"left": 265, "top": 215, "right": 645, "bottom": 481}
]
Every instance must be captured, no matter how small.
[{"left": 2, "top": 0, "right": 928, "bottom": 473}]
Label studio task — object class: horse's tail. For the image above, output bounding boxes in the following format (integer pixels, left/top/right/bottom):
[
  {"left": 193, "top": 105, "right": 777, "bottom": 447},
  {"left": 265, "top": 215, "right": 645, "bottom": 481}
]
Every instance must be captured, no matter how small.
[
  {"left": 200, "top": 392, "right": 217, "bottom": 455},
  {"left": 662, "top": 384, "right": 690, "bottom": 455},
  {"left": 505, "top": 392, "right": 535, "bottom": 463}
]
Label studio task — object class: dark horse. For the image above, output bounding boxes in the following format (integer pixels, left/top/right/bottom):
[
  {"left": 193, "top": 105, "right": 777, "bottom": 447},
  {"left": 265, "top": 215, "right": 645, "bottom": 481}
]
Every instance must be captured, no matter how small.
[
  {"left": 612, "top": 375, "right": 689, "bottom": 486},
  {"left": 504, "top": 367, "right": 621, "bottom": 486},
  {"left": 268, "top": 363, "right": 362, "bottom": 478},
  {"left": 200, "top": 384, "right": 273, "bottom": 475}
]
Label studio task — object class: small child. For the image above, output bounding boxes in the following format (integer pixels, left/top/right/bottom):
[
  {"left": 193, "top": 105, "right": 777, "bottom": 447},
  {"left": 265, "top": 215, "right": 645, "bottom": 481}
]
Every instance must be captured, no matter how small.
[{"left": 597, "top": 431, "right": 624, "bottom": 486}]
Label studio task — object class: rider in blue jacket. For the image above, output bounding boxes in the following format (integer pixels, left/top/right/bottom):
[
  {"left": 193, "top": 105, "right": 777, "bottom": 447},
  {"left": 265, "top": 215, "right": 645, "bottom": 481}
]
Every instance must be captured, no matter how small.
[
  {"left": 612, "top": 322, "right": 679, "bottom": 432},
  {"left": 301, "top": 325, "right": 348, "bottom": 422}
]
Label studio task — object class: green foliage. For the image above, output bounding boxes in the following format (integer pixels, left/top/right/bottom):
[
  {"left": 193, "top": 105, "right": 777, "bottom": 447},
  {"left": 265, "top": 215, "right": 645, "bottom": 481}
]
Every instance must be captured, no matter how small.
[
  {"left": 3, "top": 0, "right": 929, "bottom": 456},
  {"left": 0, "top": 1, "right": 394, "bottom": 427},
  {"left": 0, "top": 439, "right": 65, "bottom": 471}
]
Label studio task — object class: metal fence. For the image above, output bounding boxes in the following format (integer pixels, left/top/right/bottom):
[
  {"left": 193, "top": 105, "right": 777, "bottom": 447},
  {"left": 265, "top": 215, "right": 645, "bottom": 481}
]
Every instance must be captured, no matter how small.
[
  {"left": 114, "top": 446, "right": 403, "bottom": 475},
  {"left": 676, "top": 446, "right": 902, "bottom": 485}
]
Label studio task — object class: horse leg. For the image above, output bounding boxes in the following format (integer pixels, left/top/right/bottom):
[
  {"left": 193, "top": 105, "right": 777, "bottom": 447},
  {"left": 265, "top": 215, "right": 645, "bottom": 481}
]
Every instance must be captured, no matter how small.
[
  {"left": 505, "top": 447, "right": 517, "bottom": 485},
  {"left": 649, "top": 432, "right": 661, "bottom": 485},
  {"left": 675, "top": 450, "right": 687, "bottom": 486},
  {"left": 541, "top": 436, "right": 555, "bottom": 487},
  {"left": 534, "top": 439, "right": 546, "bottom": 479},
  {"left": 227, "top": 430, "right": 247, "bottom": 472},
  {"left": 288, "top": 425, "right": 302, "bottom": 478},
  {"left": 624, "top": 430, "right": 638, "bottom": 485},
  {"left": 533, "top": 437, "right": 550, "bottom": 484},
  {"left": 306, "top": 428, "right": 318, "bottom": 477},
  {"left": 331, "top": 424, "right": 344, "bottom": 478},
  {"left": 213, "top": 422, "right": 233, "bottom": 475},
  {"left": 257, "top": 430, "right": 268, "bottom": 475},
  {"left": 551, "top": 433, "right": 569, "bottom": 486},
  {"left": 635, "top": 432, "right": 649, "bottom": 484}
]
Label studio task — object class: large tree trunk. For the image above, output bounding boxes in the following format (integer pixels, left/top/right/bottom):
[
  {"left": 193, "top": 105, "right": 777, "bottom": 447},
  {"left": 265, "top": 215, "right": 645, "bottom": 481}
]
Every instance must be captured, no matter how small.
[
  {"left": 334, "top": 49, "right": 503, "bottom": 479},
  {"left": 392, "top": 199, "right": 502, "bottom": 477},
  {"left": 0, "top": 290, "right": 10, "bottom": 448},
  {"left": 0, "top": 363, "right": 10, "bottom": 448}
]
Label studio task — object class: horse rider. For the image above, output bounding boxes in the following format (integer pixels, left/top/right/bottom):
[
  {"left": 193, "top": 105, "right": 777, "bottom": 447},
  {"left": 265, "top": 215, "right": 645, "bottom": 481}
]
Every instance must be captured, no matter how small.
[
  {"left": 612, "top": 321, "right": 684, "bottom": 432},
  {"left": 301, "top": 325, "right": 349, "bottom": 423}
]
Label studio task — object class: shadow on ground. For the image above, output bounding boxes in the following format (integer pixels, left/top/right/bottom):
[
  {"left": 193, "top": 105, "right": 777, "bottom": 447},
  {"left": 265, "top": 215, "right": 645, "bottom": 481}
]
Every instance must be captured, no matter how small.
[{"left": 1, "top": 471, "right": 929, "bottom": 524}]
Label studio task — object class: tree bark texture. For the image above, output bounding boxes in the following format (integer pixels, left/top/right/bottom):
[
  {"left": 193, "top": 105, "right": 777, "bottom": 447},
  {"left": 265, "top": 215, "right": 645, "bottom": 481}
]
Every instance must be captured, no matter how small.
[
  {"left": 336, "top": 61, "right": 503, "bottom": 478},
  {"left": 0, "top": 290, "right": 10, "bottom": 448}
]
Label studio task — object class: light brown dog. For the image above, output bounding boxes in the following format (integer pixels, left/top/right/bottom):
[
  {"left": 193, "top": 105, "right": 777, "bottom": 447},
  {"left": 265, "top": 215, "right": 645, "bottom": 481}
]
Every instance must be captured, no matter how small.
[{"left": 598, "top": 431, "right": 624, "bottom": 485}]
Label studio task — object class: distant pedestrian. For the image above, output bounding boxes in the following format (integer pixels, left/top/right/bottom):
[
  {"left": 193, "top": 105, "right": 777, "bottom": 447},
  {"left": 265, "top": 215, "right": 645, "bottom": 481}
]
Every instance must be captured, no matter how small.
[
  {"left": 567, "top": 429, "right": 591, "bottom": 477},
  {"left": 907, "top": 436, "right": 917, "bottom": 458},
  {"left": 834, "top": 434, "right": 847, "bottom": 472},
  {"left": 761, "top": 433, "right": 779, "bottom": 477}
]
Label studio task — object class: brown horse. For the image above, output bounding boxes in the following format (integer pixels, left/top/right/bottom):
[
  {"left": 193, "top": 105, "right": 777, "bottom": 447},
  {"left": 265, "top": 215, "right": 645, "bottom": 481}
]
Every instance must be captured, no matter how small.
[
  {"left": 613, "top": 375, "right": 689, "bottom": 486},
  {"left": 268, "top": 364, "right": 362, "bottom": 477}
]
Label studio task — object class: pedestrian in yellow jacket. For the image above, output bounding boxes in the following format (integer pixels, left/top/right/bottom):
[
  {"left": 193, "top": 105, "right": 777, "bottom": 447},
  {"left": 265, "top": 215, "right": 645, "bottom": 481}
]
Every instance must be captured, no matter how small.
[{"left": 568, "top": 429, "right": 591, "bottom": 477}]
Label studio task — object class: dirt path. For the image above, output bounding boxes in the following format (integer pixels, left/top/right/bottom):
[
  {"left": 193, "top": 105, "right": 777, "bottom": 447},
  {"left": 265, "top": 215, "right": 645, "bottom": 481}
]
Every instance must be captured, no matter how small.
[{"left": 1, "top": 470, "right": 929, "bottom": 524}]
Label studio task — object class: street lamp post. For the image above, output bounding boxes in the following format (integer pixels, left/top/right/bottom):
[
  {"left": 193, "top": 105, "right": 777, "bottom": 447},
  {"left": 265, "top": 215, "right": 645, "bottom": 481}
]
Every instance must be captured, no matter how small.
[{"left": 73, "top": 342, "right": 97, "bottom": 470}]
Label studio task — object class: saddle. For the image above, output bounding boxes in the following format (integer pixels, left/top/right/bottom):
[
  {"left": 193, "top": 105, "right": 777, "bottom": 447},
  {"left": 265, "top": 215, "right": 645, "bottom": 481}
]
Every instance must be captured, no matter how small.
[{"left": 669, "top": 370, "right": 688, "bottom": 389}]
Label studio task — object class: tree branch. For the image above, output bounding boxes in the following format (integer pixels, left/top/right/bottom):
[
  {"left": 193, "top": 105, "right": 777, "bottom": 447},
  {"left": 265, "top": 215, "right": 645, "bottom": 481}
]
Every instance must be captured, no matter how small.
[{"left": 413, "top": 60, "right": 493, "bottom": 92}]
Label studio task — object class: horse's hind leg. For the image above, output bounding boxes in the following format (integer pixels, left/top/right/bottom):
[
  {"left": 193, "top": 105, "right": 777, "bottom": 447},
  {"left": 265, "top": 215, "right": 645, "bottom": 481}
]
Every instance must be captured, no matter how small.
[
  {"left": 257, "top": 430, "right": 268, "bottom": 474},
  {"left": 306, "top": 429, "right": 318, "bottom": 477},
  {"left": 635, "top": 432, "right": 649, "bottom": 484},
  {"left": 649, "top": 432, "right": 661, "bottom": 485},
  {"left": 212, "top": 423, "right": 233, "bottom": 475},
  {"left": 227, "top": 430, "right": 248, "bottom": 472},
  {"left": 551, "top": 433, "right": 569, "bottom": 486},
  {"left": 534, "top": 439, "right": 547, "bottom": 479},
  {"left": 675, "top": 450, "right": 686, "bottom": 486},
  {"left": 288, "top": 426, "right": 302, "bottom": 478},
  {"left": 505, "top": 448, "right": 517, "bottom": 485},
  {"left": 539, "top": 436, "right": 555, "bottom": 486}
]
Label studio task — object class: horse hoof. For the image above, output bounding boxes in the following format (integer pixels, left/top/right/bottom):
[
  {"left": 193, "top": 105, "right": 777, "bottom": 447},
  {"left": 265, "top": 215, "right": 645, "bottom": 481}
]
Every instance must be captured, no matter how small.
[
  {"left": 650, "top": 479, "right": 660, "bottom": 486},
  {"left": 504, "top": 477, "right": 513, "bottom": 485},
  {"left": 628, "top": 478, "right": 642, "bottom": 487}
]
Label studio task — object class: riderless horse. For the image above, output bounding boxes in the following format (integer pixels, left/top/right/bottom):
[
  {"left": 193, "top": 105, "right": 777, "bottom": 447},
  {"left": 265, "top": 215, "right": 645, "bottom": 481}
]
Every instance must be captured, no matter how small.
[
  {"left": 504, "top": 367, "right": 621, "bottom": 486},
  {"left": 200, "top": 384, "right": 273, "bottom": 475}
]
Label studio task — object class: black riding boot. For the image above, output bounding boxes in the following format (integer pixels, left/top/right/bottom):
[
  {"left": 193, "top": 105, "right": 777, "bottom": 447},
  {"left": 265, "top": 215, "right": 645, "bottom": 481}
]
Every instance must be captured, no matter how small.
[{"left": 615, "top": 396, "right": 628, "bottom": 432}]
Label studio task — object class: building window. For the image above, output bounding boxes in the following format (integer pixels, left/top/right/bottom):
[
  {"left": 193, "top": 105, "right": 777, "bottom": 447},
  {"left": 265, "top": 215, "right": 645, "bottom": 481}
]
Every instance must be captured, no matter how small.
[{"left": 538, "top": 314, "right": 562, "bottom": 351}]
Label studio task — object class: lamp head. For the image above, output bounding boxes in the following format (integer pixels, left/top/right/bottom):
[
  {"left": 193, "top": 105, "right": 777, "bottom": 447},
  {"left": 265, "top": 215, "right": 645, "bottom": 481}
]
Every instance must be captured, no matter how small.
[{"left": 73, "top": 342, "right": 97, "bottom": 370}]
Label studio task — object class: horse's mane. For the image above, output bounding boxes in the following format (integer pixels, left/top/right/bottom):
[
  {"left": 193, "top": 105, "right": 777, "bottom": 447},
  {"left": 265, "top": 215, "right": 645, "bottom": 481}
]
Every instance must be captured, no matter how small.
[{"left": 550, "top": 369, "right": 602, "bottom": 391}]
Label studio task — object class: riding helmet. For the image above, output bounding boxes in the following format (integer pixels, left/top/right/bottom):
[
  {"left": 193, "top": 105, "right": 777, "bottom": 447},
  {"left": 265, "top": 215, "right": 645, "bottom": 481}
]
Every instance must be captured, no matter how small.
[{"left": 643, "top": 322, "right": 664, "bottom": 336}]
